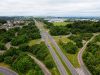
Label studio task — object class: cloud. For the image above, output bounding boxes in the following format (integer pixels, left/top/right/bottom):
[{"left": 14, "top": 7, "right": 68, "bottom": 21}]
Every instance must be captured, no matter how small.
[{"left": 0, "top": 0, "right": 100, "bottom": 16}]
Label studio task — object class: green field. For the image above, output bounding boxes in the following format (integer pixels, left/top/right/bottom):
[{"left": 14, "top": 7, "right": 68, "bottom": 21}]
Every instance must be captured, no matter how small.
[
  {"left": 0, "top": 73, "right": 4, "bottom": 75},
  {"left": 28, "top": 39, "right": 41, "bottom": 46},
  {"left": 53, "top": 36, "right": 80, "bottom": 68},
  {"left": 53, "top": 36, "right": 74, "bottom": 43},
  {"left": 53, "top": 22, "right": 73, "bottom": 26}
]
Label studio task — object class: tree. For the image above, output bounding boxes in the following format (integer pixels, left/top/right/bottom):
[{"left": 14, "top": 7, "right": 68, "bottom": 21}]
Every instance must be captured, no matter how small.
[
  {"left": 0, "top": 43, "right": 6, "bottom": 50},
  {"left": 0, "top": 19, "right": 7, "bottom": 24},
  {"left": 19, "top": 44, "right": 29, "bottom": 52},
  {"left": 61, "top": 42, "right": 78, "bottom": 54},
  {"left": 4, "top": 56, "right": 13, "bottom": 65},
  {"left": 0, "top": 55, "right": 4, "bottom": 62},
  {"left": 11, "top": 35, "right": 28, "bottom": 46},
  {"left": 26, "top": 69, "right": 35, "bottom": 75},
  {"left": 44, "top": 59, "right": 54, "bottom": 69},
  {"left": 4, "top": 47, "right": 21, "bottom": 57},
  {"left": 12, "top": 53, "right": 34, "bottom": 73},
  {"left": 0, "top": 29, "right": 6, "bottom": 34},
  {"left": 83, "top": 40, "right": 100, "bottom": 75}
]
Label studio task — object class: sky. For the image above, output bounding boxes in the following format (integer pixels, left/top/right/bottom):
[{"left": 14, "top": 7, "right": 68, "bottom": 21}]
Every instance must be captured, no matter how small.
[{"left": 0, "top": 0, "right": 100, "bottom": 16}]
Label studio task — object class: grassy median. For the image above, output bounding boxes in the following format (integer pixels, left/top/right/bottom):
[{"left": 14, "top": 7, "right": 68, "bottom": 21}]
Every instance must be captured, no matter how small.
[{"left": 48, "top": 39, "right": 72, "bottom": 75}]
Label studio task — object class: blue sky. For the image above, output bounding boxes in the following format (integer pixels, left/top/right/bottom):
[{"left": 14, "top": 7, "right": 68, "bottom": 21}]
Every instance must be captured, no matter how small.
[{"left": 0, "top": 0, "right": 100, "bottom": 16}]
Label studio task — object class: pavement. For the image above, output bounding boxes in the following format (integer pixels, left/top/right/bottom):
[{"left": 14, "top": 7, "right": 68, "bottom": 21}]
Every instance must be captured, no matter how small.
[
  {"left": 0, "top": 67, "right": 18, "bottom": 75},
  {"left": 35, "top": 20, "right": 68, "bottom": 75}
]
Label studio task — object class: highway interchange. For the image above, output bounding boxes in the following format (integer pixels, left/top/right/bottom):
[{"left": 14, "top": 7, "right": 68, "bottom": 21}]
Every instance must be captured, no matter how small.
[
  {"left": 35, "top": 20, "right": 78, "bottom": 75},
  {"left": 34, "top": 20, "right": 93, "bottom": 75},
  {"left": 0, "top": 19, "right": 96, "bottom": 75}
]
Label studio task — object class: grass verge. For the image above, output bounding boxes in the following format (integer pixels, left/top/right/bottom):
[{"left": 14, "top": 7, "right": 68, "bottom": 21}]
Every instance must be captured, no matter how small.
[
  {"left": 0, "top": 63, "right": 10, "bottom": 68},
  {"left": 53, "top": 36, "right": 80, "bottom": 68},
  {"left": 28, "top": 39, "right": 41, "bottom": 46}
]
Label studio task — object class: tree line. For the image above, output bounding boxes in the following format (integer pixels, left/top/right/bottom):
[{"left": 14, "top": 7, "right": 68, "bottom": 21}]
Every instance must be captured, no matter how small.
[{"left": 42, "top": 20, "right": 100, "bottom": 35}]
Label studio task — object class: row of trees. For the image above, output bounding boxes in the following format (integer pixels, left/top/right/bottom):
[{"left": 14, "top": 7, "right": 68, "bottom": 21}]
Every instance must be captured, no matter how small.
[
  {"left": 67, "top": 21, "right": 100, "bottom": 33},
  {"left": 43, "top": 20, "right": 100, "bottom": 35}
]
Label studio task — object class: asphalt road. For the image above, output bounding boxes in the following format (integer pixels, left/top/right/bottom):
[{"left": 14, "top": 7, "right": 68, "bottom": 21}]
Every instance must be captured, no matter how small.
[
  {"left": 0, "top": 67, "right": 18, "bottom": 75},
  {"left": 78, "top": 33, "right": 100, "bottom": 75},
  {"left": 45, "top": 32, "right": 78, "bottom": 75},
  {"left": 35, "top": 20, "right": 68, "bottom": 75}
]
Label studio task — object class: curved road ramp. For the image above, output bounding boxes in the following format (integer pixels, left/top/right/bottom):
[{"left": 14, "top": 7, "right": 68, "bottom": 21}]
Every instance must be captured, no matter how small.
[
  {"left": 77, "top": 33, "right": 100, "bottom": 75},
  {"left": 0, "top": 66, "right": 18, "bottom": 75}
]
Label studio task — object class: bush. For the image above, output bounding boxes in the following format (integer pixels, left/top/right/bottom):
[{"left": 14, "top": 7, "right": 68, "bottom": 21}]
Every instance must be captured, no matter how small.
[
  {"left": 19, "top": 44, "right": 30, "bottom": 52},
  {"left": 4, "top": 56, "right": 13, "bottom": 65},
  {"left": 11, "top": 35, "right": 28, "bottom": 46},
  {"left": 12, "top": 53, "right": 34, "bottom": 73},
  {"left": 0, "top": 43, "right": 6, "bottom": 50},
  {"left": 0, "top": 55, "right": 4, "bottom": 62},
  {"left": 60, "top": 41, "right": 78, "bottom": 54},
  {"left": 68, "top": 35, "right": 83, "bottom": 48},
  {"left": 83, "top": 42, "right": 100, "bottom": 75}
]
